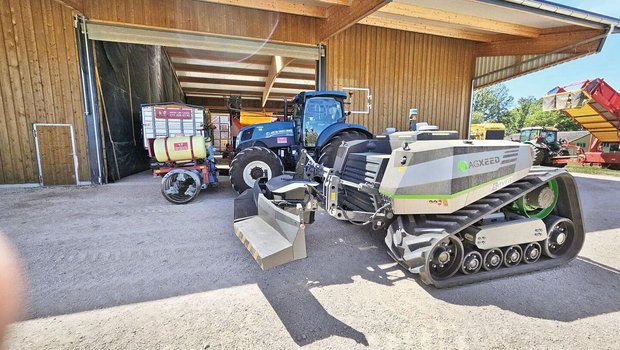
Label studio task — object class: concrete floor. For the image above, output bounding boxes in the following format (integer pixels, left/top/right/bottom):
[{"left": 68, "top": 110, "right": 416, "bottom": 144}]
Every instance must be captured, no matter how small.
[{"left": 1, "top": 171, "right": 619, "bottom": 349}]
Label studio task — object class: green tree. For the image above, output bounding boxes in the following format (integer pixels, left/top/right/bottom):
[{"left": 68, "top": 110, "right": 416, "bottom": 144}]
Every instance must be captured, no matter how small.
[
  {"left": 523, "top": 99, "right": 581, "bottom": 131},
  {"left": 508, "top": 96, "right": 537, "bottom": 133},
  {"left": 473, "top": 84, "right": 514, "bottom": 124},
  {"left": 471, "top": 111, "right": 484, "bottom": 124}
]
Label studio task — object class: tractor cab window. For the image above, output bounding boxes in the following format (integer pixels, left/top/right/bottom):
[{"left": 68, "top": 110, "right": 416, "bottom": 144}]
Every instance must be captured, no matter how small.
[
  {"left": 542, "top": 130, "right": 557, "bottom": 143},
  {"left": 302, "top": 97, "right": 342, "bottom": 147},
  {"left": 519, "top": 130, "right": 531, "bottom": 143}
]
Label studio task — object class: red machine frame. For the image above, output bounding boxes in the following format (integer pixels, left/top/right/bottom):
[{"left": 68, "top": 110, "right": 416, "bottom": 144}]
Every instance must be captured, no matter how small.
[
  {"left": 553, "top": 79, "right": 620, "bottom": 169},
  {"left": 146, "top": 138, "right": 214, "bottom": 186},
  {"left": 578, "top": 135, "right": 620, "bottom": 168}
]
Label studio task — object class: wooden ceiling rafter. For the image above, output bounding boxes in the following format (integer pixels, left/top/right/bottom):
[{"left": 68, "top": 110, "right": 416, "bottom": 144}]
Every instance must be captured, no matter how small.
[
  {"left": 262, "top": 56, "right": 295, "bottom": 106},
  {"left": 359, "top": 15, "right": 498, "bottom": 42},
  {"left": 317, "top": 0, "right": 392, "bottom": 41},
  {"left": 178, "top": 75, "right": 313, "bottom": 90},
  {"left": 197, "top": 0, "right": 329, "bottom": 17},
  {"left": 474, "top": 27, "right": 604, "bottom": 56},
  {"left": 377, "top": 3, "right": 540, "bottom": 38}
]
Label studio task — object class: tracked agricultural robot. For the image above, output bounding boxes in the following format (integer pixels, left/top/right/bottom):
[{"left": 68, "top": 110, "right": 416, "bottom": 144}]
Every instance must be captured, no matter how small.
[{"left": 233, "top": 126, "right": 585, "bottom": 287}]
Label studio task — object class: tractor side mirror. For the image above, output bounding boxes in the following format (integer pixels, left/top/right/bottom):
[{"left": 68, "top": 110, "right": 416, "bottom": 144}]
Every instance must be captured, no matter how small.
[{"left": 342, "top": 87, "right": 372, "bottom": 115}]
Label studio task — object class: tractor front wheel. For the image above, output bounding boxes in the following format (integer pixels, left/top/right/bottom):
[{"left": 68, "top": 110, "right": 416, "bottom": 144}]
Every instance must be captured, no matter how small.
[
  {"left": 230, "top": 146, "right": 283, "bottom": 193},
  {"left": 318, "top": 130, "right": 370, "bottom": 168}
]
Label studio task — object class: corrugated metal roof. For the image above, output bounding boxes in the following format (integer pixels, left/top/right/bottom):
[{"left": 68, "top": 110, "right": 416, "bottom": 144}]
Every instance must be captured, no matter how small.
[{"left": 474, "top": 52, "right": 582, "bottom": 88}]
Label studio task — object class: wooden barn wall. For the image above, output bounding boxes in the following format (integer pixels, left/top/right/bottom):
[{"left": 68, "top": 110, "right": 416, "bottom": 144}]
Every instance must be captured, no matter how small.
[
  {"left": 0, "top": 0, "right": 88, "bottom": 184},
  {"left": 326, "top": 25, "right": 476, "bottom": 136},
  {"left": 82, "top": 0, "right": 317, "bottom": 45}
]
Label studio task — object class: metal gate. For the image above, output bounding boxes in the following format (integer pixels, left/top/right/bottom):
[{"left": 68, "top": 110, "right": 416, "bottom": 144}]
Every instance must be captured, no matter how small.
[{"left": 33, "top": 124, "right": 79, "bottom": 186}]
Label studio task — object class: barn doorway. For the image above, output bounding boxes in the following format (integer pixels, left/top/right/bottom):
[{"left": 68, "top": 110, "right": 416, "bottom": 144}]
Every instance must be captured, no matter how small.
[{"left": 81, "top": 19, "right": 319, "bottom": 182}]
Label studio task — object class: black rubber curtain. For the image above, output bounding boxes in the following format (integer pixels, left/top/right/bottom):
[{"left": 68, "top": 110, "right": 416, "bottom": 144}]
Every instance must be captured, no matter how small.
[{"left": 95, "top": 41, "right": 184, "bottom": 182}]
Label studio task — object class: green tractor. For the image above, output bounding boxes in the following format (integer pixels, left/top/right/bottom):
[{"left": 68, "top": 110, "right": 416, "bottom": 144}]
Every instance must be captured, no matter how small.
[{"left": 519, "top": 127, "right": 571, "bottom": 166}]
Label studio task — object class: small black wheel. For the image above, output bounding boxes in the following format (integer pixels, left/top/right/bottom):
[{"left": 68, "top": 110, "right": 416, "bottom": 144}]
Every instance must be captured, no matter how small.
[
  {"left": 482, "top": 248, "right": 503, "bottom": 271},
  {"left": 461, "top": 250, "right": 483, "bottom": 275},
  {"left": 522, "top": 242, "right": 542, "bottom": 264},
  {"left": 503, "top": 245, "right": 523, "bottom": 267},
  {"left": 318, "top": 130, "right": 370, "bottom": 168},
  {"left": 230, "top": 146, "right": 283, "bottom": 193},
  {"left": 161, "top": 169, "right": 202, "bottom": 204},
  {"left": 543, "top": 217, "right": 575, "bottom": 259},
  {"left": 425, "top": 235, "right": 464, "bottom": 281}
]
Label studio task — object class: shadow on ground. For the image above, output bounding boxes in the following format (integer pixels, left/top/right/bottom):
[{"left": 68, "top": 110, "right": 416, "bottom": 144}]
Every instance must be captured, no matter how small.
[{"left": 426, "top": 257, "right": 620, "bottom": 322}]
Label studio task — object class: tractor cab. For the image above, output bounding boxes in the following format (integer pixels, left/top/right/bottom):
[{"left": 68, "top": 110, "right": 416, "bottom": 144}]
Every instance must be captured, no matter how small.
[
  {"left": 519, "top": 127, "right": 560, "bottom": 151},
  {"left": 290, "top": 91, "right": 347, "bottom": 147}
]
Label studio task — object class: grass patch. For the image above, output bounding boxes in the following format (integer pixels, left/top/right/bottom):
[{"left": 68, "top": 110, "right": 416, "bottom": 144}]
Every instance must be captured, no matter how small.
[{"left": 565, "top": 162, "right": 620, "bottom": 178}]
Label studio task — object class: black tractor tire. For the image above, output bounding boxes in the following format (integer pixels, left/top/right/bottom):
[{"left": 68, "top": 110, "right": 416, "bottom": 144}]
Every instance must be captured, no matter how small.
[
  {"left": 318, "top": 130, "right": 370, "bottom": 168},
  {"left": 529, "top": 143, "right": 545, "bottom": 166},
  {"left": 230, "top": 146, "right": 283, "bottom": 193}
]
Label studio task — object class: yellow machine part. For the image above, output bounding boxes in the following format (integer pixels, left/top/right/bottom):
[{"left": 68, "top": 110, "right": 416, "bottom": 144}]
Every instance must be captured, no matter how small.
[
  {"left": 240, "top": 111, "right": 275, "bottom": 126},
  {"left": 554, "top": 91, "right": 620, "bottom": 143},
  {"left": 470, "top": 123, "right": 506, "bottom": 140},
  {"left": 153, "top": 136, "right": 209, "bottom": 163}
]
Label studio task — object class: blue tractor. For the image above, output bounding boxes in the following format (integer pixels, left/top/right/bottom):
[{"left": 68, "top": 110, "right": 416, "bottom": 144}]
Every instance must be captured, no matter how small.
[{"left": 230, "top": 90, "right": 372, "bottom": 193}]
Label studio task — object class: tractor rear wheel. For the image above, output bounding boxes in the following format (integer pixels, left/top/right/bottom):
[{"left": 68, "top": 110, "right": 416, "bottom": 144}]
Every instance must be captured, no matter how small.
[
  {"left": 318, "top": 130, "right": 370, "bottom": 168},
  {"left": 230, "top": 146, "right": 283, "bottom": 193}
]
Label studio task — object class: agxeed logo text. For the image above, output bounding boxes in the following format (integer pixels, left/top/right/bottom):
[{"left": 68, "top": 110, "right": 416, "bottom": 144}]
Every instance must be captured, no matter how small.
[{"left": 457, "top": 157, "right": 501, "bottom": 172}]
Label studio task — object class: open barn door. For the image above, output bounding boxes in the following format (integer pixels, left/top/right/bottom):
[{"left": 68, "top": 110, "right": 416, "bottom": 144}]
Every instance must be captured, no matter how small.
[{"left": 81, "top": 19, "right": 319, "bottom": 179}]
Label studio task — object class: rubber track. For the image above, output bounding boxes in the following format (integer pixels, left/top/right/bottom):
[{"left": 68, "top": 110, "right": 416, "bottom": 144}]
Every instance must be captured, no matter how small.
[{"left": 386, "top": 167, "right": 585, "bottom": 288}]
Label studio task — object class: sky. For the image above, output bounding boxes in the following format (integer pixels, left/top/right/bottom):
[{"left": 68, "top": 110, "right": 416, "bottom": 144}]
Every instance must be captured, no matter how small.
[{"left": 502, "top": 0, "right": 620, "bottom": 100}]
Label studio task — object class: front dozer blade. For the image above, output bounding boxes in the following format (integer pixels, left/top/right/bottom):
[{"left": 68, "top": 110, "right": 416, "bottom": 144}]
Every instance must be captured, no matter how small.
[{"left": 233, "top": 192, "right": 306, "bottom": 270}]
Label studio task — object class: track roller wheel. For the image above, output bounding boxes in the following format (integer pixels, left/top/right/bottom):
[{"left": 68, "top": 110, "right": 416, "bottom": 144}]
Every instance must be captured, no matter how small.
[
  {"left": 460, "top": 250, "right": 483, "bottom": 275},
  {"left": 543, "top": 216, "right": 576, "bottom": 259},
  {"left": 482, "top": 248, "right": 503, "bottom": 271},
  {"left": 422, "top": 235, "right": 464, "bottom": 282},
  {"left": 522, "top": 242, "right": 542, "bottom": 264},
  {"left": 503, "top": 245, "right": 523, "bottom": 267}
]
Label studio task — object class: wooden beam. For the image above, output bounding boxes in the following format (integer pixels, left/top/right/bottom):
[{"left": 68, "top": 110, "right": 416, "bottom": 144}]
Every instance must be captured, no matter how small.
[
  {"left": 197, "top": 0, "right": 328, "bottom": 18},
  {"left": 166, "top": 47, "right": 316, "bottom": 69},
  {"left": 185, "top": 88, "right": 294, "bottom": 99},
  {"left": 172, "top": 63, "right": 315, "bottom": 81},
  {"left": 359, "top": 15, "right": 497, "bottom": 42},
  {"left": 474, "top": 28, "right": 604, "bottom": 56},
  {"left": 166, "top": 47, "right": 272, "bottom": 65},
  {"left": 317, "top": 0, "right": 352, "bottom": 5},
  {"left": 53, "top": 0, "right": 83, "bottom": 12},
  {"left": 317, "top": 0, "right": 392, "bottom": 41},
  {"left": 179, "top": 76, "right": 313, "bottom": 90},
  {"left": 378, "top": 3, "right": 540, "bottom": 38},
  {"left": 262, "top": 56, "right": 295, "bottom": 107},
  {"left": 174, "top": 63, "right": 267, "bottom": 76}
]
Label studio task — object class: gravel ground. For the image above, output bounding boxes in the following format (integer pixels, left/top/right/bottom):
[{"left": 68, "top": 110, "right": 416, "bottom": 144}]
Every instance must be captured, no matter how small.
[{"left": 1, "top": 171, "right": 619, "bottom": 349}]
